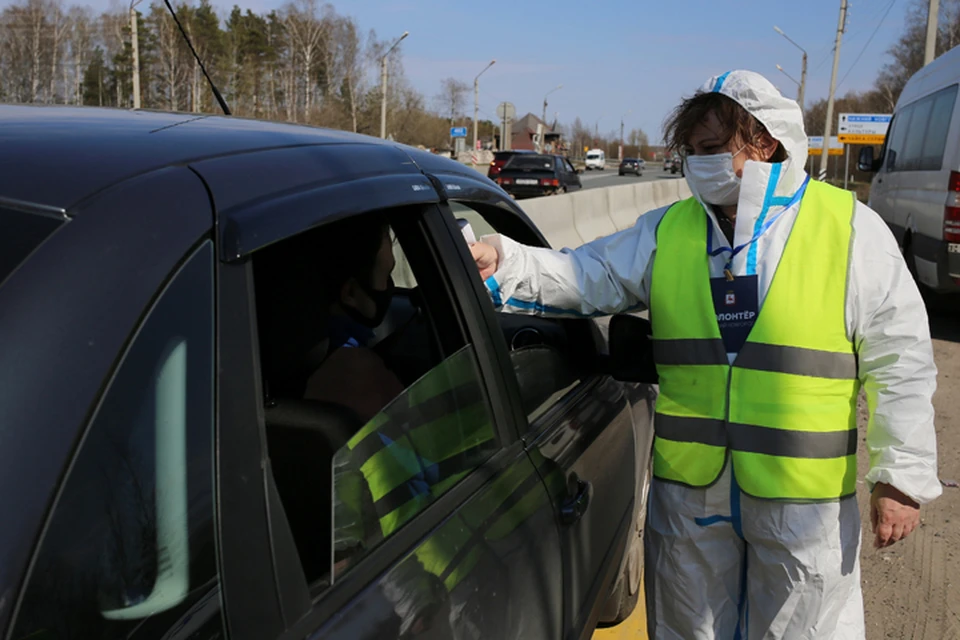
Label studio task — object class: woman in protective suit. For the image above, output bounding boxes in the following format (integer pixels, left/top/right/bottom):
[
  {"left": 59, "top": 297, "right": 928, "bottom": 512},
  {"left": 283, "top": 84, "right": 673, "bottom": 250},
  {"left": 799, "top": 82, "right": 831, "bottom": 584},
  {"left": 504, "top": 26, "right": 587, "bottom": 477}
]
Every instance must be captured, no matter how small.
[{"left": 469, "top": 70, "right": 940, "bottom": 639}]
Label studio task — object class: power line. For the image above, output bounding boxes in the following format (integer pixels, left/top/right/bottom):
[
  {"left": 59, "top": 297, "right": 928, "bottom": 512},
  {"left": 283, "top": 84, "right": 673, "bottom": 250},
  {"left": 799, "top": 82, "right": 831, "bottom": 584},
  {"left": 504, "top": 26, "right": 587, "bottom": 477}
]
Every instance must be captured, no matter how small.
[{"left": 837, "top": 0, "right": 897, "bottom": 90}]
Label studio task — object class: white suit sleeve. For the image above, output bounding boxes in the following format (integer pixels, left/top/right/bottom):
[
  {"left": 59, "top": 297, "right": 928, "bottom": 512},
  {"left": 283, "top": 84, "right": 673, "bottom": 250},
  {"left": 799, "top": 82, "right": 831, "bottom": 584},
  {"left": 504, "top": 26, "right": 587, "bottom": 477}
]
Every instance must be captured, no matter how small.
[
  {"left": 849, "top": 203, "right": 942, "bottom": 504},
  {"left": 483, "top": 207, "right": 667, "bottom": 317}
]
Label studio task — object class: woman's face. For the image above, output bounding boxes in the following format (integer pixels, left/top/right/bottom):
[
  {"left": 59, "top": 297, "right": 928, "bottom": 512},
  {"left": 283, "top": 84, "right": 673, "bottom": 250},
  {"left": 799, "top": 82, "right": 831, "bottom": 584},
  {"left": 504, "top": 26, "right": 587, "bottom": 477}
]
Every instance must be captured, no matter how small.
[{"left": 685, "top": 111, "right": 778, "bottom": 178}]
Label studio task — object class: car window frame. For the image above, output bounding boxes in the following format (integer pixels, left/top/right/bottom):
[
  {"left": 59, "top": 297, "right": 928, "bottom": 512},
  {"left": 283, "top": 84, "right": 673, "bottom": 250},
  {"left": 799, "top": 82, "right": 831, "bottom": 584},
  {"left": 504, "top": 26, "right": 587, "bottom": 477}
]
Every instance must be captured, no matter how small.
[
  {"left": 438, "top": 196, "right": 607, "bottom": 441},
  {"left": 230, "top": 203, "right": 519, "bottom": 636}
]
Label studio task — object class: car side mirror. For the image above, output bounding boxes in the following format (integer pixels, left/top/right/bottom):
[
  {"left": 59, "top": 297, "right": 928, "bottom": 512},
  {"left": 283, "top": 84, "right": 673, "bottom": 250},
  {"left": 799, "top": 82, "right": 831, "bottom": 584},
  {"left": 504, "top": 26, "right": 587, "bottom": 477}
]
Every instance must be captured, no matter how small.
[
  {"left": 604, "top": 314, "right": 658, "bottom": 384},
  {"left": 857, "top": 146, "right": 876, "bottom": 172}
]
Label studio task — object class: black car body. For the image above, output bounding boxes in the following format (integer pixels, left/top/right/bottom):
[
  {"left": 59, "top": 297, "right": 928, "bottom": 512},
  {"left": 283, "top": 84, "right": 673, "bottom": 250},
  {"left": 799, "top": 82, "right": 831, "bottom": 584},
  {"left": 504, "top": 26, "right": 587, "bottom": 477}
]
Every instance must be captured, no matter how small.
[
  {"left": 0, "top": 106, "right": 655, "bottom": 640},
  {"left": 496, "top": 154, "right": 583, "bottom": 199},
  {"left": 487, "top": 150, "right": 537, "bottom": 179},
  {"left": 618, "top": 159, "right": 643, "bottom": 177}
]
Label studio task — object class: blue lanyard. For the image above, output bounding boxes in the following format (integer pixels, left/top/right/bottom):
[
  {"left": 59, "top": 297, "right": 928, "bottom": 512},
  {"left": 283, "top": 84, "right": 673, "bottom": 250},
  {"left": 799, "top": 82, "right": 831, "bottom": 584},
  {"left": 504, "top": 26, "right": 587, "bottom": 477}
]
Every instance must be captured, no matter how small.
[{"left": 706, "top": 175, "right": 810, "bottom": 269}]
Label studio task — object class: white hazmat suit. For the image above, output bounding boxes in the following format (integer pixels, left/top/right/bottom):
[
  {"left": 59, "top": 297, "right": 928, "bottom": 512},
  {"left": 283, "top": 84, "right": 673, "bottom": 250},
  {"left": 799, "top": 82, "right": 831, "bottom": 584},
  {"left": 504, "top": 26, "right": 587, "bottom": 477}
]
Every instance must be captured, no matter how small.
[{"left": 481, "top": 70, "right": 940, "bottom": 639}]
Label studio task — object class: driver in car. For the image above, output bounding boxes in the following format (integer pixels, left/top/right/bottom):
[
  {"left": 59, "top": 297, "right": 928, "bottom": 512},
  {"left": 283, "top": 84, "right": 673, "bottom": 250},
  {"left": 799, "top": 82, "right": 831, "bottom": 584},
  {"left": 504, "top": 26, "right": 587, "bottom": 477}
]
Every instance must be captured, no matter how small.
[{"left": 303, "top": 214, "right": 403, "bottom": 421}]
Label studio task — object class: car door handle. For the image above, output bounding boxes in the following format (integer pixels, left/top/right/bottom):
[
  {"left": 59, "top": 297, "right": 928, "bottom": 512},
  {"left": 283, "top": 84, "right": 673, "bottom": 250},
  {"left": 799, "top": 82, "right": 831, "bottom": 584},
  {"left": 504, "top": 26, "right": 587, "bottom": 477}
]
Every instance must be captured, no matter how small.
[{"left": 560, "top": 479, "right": 592, "bottom": 525}]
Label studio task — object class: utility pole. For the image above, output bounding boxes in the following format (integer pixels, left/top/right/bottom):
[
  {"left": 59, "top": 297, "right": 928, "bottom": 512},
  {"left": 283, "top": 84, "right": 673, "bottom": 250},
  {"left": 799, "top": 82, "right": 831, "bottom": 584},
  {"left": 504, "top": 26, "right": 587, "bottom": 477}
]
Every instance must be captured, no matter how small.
[
  {"left": 540, "top": 85, "right": 562, "bottom": 153},
  {"left": 130, "top": 0, "right": 142, "bottom": 109},
  {"left": 820, "top": 0, "right": 847, "bottom": 181},
  {"left": 925, "top": 0, "right": 940, "bottom": 66},
  {"left": 380, "top": 31, "right": 409, "bottom": 139},
  {"left": 619, "top": 110, "right": 631, "bottom": 161},
  {"left": 774, "top": 26, "right": 807, "bottom": 113},
  {"left": 473, "top": 60, "right": 495, "bottom": 154}
]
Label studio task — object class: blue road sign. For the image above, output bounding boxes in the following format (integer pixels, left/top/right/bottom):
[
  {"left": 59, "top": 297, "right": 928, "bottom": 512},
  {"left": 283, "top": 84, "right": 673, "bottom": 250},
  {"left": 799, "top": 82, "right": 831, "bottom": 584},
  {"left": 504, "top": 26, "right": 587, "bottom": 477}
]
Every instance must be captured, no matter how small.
[{"left": 450, "top": 127, "right": 468, "bottom": 138}]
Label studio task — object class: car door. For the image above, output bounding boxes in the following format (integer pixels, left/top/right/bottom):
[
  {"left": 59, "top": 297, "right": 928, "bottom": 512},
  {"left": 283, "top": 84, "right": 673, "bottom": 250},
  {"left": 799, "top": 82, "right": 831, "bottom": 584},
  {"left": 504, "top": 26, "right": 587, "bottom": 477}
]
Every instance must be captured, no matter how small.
[
  {"left": 563, "top": 157, "right": 583, "bottom": 190},
  {"left": 871, "top": 108, "right": 909, "bottom": 242},
  {"left": 443, "top": 196, "right": 650, "bottom": 639},
  {"left": 214, "top": 193, "right": 563, "bottom": 640}
]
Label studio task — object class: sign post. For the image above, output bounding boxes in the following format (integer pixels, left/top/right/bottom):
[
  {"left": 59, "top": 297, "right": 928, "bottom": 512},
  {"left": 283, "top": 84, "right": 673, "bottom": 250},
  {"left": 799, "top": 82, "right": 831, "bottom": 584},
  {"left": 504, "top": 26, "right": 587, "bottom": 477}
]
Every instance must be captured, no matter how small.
[{"left": 837, "top": 113, "right": 891, "bottom": 145}]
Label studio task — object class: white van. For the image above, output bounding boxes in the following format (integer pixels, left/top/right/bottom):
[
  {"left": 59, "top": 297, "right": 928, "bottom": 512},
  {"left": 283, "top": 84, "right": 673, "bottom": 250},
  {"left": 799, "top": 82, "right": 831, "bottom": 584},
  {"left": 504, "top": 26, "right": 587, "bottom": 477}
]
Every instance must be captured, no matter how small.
[
  {"left": 860, "top": 44, "right": 960, "bottom": 293},
  {"left": 585, "top": 149, "right": 606, "bottom": 171}
]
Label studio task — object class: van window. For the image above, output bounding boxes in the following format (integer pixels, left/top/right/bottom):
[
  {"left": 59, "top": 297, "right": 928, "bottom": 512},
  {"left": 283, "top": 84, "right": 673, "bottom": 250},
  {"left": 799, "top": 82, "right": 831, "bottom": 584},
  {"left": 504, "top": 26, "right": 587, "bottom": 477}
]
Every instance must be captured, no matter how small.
[
  {"left": 902, "top": 97, "right": 935, "bottom": 171},
  {"left": 921, "top": 84, "right": 959, "bottom": 171},
  {"left": 887, "top": 105, "right": 913, "bottom": 172}
]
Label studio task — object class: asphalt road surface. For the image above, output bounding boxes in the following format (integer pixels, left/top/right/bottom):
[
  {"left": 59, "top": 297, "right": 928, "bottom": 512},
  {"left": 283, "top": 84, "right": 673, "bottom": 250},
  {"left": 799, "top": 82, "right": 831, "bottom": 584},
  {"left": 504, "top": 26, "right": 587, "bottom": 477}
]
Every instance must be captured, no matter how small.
[{"left": 579, "top": 167, "right": 684, "bottom": 191}]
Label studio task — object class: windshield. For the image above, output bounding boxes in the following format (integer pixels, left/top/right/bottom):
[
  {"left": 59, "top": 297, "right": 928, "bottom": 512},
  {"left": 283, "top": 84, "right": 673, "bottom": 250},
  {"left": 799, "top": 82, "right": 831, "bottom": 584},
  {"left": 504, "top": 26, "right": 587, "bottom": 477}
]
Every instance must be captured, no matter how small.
[
  {"left": 1, "top": 207, "right": 66, "bottom": 287},
  {"left": 505, "top": 156, "right": 555, "bottom": 170},
  {"left": 586, "top": 153, "right": 600, "bottom": 160}
]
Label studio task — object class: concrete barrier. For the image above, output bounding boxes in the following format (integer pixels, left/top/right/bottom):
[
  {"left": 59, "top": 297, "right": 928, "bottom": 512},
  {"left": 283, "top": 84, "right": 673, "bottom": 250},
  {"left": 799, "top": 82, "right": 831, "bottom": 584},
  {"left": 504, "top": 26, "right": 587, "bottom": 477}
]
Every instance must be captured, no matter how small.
[
  {"left": 523, "top": 192, "right": 584, "bottom": 250},
  {"left": 571, "top": 188, "right": 618, "bottom": 242},
  {"left": 515, "top": 178, "right": 693, "bottom": 249}
]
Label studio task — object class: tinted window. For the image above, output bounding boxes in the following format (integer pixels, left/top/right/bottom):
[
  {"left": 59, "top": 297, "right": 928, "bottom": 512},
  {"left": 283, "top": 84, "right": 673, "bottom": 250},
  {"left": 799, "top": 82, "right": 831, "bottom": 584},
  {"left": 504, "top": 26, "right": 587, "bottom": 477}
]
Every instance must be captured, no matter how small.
[
  {"left": 506, "top": 156, "right": 555, "bottom": 170},
  {"left": 903, "top": 96, "right": 935, "bottom": 170},
  {"left": 0, "top": 207, "right": 65, "bottom": 286},
  {"left": 921, "top": 85, "right": 959, "bottom": 171},
  {"left": 12, "top": 242, "right": 220, "bottom": 639},
  {"left": 332, "top": 345, "right": 498, "bottom": 581},
  {"left": 887, "top": 105, "right": 912, "bottom": 171}
]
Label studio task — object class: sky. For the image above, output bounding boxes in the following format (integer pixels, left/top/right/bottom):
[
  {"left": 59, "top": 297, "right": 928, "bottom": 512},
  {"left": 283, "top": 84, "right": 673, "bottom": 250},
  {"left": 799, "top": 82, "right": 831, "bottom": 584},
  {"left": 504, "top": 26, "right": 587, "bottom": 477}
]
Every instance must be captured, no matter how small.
[{"left": 4, "top": 0, "right": 912, "bottom": 142}]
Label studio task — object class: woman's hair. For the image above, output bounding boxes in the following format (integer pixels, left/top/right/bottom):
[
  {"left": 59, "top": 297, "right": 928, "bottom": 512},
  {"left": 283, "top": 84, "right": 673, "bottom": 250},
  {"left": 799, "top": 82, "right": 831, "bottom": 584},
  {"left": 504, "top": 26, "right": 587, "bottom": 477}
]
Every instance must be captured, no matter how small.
[{"left": 663, "top": 91, "right": 788, "bottom": 162}]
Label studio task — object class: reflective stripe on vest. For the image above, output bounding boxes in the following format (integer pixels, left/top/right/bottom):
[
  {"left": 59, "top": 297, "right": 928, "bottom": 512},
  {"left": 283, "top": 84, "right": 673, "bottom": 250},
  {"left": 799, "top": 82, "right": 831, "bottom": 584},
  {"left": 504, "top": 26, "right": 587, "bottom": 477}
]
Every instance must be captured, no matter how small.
[{"left": 650, "top": 180, "right": 860, "bottom": 500}]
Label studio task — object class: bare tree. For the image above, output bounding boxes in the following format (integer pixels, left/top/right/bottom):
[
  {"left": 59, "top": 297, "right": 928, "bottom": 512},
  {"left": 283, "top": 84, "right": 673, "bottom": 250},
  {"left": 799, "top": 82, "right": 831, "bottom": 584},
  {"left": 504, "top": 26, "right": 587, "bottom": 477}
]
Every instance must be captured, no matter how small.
[
  {"left": 282, "top": 0, "right": 325, "bottom": 121},
  {"left": 437, "top": 77, "right": 468, "bottom": 129}
]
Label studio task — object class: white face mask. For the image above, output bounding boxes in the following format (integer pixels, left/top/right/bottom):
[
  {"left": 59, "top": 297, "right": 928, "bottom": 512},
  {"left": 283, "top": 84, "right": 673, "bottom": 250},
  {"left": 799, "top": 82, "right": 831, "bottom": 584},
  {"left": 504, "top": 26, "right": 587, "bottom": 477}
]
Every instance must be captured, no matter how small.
[{"left": 684, "top": 146, "right": 747, "bottom": 207}]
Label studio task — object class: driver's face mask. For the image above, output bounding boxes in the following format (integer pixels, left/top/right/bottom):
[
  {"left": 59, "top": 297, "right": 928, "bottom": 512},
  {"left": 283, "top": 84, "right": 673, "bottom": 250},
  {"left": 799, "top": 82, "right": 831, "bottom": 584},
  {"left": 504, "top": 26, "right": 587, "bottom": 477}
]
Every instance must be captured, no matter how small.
[{"left": 345, "top": 276, "right": 395, "bottom": 328}]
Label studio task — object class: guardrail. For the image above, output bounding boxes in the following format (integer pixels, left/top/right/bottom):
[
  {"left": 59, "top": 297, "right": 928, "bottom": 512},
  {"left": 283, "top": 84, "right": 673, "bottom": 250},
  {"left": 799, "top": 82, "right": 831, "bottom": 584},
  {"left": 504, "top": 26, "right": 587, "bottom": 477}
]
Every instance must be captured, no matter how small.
[{"left": 520, "top": 178, "right": 693, "bottom": 248}]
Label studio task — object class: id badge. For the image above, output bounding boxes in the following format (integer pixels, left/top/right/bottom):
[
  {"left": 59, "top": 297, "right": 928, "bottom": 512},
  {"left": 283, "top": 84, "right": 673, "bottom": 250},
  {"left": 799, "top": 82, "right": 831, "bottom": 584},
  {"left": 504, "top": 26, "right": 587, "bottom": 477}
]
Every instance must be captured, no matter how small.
[{"left": 710, "top": 275, "right": 759, "bottom": 354}]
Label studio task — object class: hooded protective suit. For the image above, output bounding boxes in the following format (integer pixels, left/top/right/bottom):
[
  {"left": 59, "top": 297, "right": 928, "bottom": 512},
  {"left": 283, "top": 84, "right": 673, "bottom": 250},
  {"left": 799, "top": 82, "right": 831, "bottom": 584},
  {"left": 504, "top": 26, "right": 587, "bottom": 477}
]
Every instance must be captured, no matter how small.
[{"left": 481, "top": 70, "right": 940, "bottom": 639}]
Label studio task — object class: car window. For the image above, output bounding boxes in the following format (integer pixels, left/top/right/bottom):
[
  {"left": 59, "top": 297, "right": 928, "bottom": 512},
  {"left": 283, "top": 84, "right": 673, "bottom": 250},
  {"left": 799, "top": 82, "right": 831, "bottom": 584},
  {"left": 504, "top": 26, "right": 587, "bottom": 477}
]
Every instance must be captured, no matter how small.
[
  {"left": 565, "top": 159, "right": 577, "bottom": 172},
  {"left": 507, "top": 156, "right": 554, "bottom": 170},
  {"left": 331, "top": 344, "right": 498, "bottom": 581},
  {"left": 0, "top": 207, "right": 65, "bottom": 287},
  {"left": 251, "top": 208, "right": 501, "bottom": 589},
  {"left": 12, "top": 242, "right": 222, "bottom": 640},
  {"left": 887, "top": 104, "right": 913, "bottom": 172},
  {"left": 920, "top": 84, "right": 959, "bottom": 171},
  {"left": 449, "top": 201, "right": 590, "bottom": 429}
]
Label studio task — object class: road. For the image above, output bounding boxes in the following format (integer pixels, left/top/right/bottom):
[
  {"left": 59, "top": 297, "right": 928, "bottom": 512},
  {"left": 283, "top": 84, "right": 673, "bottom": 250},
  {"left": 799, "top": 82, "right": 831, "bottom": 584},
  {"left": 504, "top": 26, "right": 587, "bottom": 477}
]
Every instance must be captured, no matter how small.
[{"left": 579, "top": 167, "right": 684, "bottom": 191}]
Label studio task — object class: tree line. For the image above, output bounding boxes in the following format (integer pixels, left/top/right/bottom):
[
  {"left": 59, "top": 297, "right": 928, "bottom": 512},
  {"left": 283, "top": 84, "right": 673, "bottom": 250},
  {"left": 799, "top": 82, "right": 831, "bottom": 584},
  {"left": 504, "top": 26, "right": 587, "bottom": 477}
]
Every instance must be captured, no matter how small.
[{"left": 0, "top": 0, "right": 504, "bottom": 148}]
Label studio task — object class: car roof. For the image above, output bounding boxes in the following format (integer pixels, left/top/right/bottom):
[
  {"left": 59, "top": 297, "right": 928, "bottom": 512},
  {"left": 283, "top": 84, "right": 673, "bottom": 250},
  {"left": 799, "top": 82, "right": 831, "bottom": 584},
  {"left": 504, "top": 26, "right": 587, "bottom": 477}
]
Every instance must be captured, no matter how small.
[
  {"left": 0, "top": 105, "right": 481, "bottom": 212},
  {"left": 899, "top": 44, "right": 960, "bottom": 109}
]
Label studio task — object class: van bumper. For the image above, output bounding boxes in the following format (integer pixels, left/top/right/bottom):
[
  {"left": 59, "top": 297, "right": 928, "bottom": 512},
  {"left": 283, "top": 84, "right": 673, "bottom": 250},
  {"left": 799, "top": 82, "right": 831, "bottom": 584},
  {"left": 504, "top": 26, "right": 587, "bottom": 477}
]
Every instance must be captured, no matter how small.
[{"left": 913, "top": 233, "right": 960, "bottom": 292}]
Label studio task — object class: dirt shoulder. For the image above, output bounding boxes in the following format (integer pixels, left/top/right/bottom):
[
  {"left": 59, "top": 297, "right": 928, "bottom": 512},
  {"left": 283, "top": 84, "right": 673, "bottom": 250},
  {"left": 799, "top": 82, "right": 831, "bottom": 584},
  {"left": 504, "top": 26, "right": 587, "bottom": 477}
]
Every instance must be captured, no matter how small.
[{"left": 859, "top": 298, "right": 960, "bottom": 639}]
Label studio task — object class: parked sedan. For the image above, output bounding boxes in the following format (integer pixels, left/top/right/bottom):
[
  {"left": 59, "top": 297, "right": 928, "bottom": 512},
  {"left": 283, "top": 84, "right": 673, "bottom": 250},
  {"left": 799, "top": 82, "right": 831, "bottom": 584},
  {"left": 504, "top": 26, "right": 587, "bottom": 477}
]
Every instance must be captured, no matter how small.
[
  {"left": 497, "top": 153, "right": 583, "bottom": 199},
  {"left": 0, "top": 106, "right": 655, "bottom": 640},
  {"left": 618, "top": 158, "right": 643, "bottom": 177}
]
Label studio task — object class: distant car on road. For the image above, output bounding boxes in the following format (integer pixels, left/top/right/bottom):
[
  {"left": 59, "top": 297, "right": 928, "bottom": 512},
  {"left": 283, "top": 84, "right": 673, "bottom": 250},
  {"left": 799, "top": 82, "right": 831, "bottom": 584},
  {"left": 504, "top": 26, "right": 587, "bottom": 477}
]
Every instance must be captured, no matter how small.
[
  {"left": 585, "top": 149, "right": 607, "bottom": 171},
  {"left": 618, "top": 158, "right": 643, "bottom": 177},
  {"left": 488, "top": 150, "right": 537, "bottom": 179},
  {"left": 497, "top": 153, "right": 582, "bottom": 198},
  {"left": 662, "top": 156, "right": 682, "bottom": 175}
]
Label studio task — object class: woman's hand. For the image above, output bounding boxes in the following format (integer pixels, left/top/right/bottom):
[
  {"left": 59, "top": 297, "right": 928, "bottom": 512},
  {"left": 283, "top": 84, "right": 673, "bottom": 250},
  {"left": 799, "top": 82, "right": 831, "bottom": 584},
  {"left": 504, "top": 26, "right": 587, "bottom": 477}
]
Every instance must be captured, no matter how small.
[{"left": 469, "top": 242, "right": 500, "bottom": 280}]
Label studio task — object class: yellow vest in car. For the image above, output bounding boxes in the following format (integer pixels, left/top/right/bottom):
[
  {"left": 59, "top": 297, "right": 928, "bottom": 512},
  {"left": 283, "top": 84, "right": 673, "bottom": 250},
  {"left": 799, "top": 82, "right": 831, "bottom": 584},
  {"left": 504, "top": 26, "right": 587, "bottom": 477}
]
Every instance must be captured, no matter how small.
[{"left": 650, "top": 180, "right": 860, "bottom": 500}]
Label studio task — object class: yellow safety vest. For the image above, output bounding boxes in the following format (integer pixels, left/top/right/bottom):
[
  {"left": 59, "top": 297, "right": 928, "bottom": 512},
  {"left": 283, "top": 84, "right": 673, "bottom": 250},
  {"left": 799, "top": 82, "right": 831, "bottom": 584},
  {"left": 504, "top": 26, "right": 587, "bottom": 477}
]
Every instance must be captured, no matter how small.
[{"left": 650, "top": 180, "right": 860, "bottom": 500}]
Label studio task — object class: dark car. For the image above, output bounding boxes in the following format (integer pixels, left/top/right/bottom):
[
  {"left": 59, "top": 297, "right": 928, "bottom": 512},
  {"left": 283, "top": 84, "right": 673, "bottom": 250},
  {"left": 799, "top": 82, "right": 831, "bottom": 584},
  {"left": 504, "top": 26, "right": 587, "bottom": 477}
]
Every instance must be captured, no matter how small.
[
  {"left": 487, "top": 149, "right": 537, "bottom": 179},
  {"left": 1, "top": 106, "right": 656, "bottom": 640},
  {"left": 618, "top": 158, "right": 643, "bottom": 177},
  {"left": 496, "top": 153, "right": 582, "bottom": 199}
]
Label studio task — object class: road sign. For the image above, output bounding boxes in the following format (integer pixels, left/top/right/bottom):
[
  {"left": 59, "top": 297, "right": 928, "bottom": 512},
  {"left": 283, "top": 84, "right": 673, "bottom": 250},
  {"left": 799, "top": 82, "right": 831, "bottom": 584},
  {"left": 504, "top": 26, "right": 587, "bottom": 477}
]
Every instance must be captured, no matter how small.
[
  {"left": 450, "top": 126, "right": 468, "bottom": 138},
  {"left": 808, "top": 135, "right": 844, "bottom": 156},
  {"left": 837, "top": 113, "right": 891, "bottom": 144},
  {"left": 496, "top": 102, "right": 516, "bottom": 121}
]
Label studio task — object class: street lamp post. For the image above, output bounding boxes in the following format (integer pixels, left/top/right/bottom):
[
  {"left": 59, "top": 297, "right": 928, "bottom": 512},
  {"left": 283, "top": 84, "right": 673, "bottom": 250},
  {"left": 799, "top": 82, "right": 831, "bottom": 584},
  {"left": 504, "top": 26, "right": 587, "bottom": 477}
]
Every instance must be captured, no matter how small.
[
  {"left": 620, "top": 109, "right": 632, "bottom": 162},
  {"left": 541, "top": 85, "right": 562, "bottom": 152},
  {"left": 380, "top": 31, "right": 409, "bottom": 139},
  {"left": 773, "top": 25, "right": 807, "bottom": 112},
  {"left": 775, "top": 64, "right": 802, "bottom": 101},
  {"left": 473, "top": 59, "right": 496, "bottom": 153}
]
